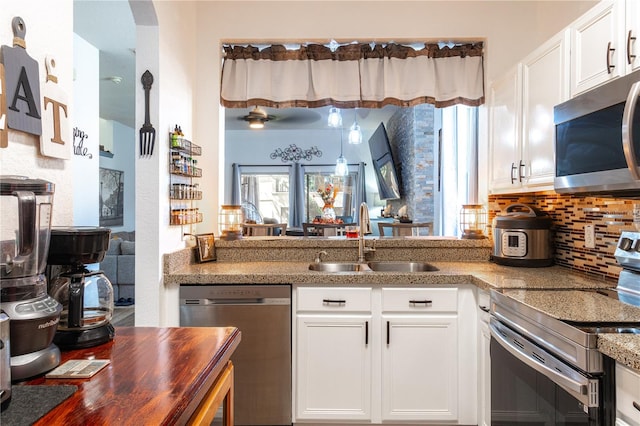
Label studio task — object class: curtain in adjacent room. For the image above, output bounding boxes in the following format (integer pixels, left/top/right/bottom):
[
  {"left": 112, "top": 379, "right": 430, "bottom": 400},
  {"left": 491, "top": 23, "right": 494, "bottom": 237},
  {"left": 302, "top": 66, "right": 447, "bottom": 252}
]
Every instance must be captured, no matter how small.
[
  {"left": 289, "top": 163, "right": 305, "bottom": 228},
  {"left": 221, "top": 42, "right": 484, "bottom": 109}
]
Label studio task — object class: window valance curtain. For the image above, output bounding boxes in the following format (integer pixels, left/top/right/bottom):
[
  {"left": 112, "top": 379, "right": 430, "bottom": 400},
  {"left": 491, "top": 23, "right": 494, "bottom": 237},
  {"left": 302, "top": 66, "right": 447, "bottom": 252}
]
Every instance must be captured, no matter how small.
[{"left": 221, "top": 42, "right": 484, "bottom": 109}]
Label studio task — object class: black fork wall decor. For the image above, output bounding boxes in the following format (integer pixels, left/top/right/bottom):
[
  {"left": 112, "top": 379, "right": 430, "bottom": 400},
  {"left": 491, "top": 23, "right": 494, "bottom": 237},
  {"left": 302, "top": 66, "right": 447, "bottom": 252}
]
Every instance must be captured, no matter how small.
[{"left": 139, "top": 70, "right": 156, "bottom": 157}]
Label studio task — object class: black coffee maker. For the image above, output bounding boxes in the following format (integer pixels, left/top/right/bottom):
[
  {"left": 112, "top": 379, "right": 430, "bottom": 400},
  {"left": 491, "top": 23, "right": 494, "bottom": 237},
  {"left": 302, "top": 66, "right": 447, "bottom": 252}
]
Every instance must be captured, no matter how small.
[{"left": 47, "top": 227, "right": 115, "bottom": 349}]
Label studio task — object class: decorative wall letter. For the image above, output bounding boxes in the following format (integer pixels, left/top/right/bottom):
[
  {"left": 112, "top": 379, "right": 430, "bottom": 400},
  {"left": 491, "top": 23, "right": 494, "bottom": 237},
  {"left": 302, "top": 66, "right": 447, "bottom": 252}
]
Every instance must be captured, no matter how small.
[
  {"left": 41, "top": 56, "right": 70, "bottom": 159},
  {"left": 0, "top": 17, "right": 42, "bottom": 136}
]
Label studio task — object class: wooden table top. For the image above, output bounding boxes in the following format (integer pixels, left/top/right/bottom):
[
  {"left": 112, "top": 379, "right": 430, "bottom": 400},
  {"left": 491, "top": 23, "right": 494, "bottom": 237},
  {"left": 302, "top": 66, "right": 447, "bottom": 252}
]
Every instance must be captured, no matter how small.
[{"left": 24, "top": 326, "right": 241, "bottom": 425}]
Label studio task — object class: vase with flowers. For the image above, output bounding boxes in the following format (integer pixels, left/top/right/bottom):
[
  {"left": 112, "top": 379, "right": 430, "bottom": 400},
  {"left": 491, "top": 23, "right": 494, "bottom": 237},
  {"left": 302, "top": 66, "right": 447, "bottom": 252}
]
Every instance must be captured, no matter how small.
[{"left": 318, "top": 182, "right": 337, "bottom": 221}]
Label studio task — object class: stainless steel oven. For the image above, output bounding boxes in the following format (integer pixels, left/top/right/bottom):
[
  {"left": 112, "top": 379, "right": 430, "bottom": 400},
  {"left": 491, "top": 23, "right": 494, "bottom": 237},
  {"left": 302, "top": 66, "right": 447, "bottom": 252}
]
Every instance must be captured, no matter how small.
[
  {"left": 490, "top": 231, "right": 640, "bottom": 425},
  {"left": 490, "top": 290, "right": 616, "bottom": 425}
]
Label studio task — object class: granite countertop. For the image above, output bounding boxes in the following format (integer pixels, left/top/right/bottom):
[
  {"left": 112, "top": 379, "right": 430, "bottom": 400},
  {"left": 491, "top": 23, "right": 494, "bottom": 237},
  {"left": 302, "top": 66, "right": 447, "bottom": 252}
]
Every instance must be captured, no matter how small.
[{"left": 166, "top": 259, "right": 640, "bottom": 372}]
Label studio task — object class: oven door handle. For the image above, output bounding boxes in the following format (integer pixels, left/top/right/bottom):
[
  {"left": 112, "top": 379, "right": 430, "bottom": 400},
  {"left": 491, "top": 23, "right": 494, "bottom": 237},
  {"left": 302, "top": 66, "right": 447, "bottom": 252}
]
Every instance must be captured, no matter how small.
[
  {"left": 490, "top": 321, "right": 590, "bottom": 399},
  {"left": 622, "top": 80, "right": 640, "bottom": 180}
]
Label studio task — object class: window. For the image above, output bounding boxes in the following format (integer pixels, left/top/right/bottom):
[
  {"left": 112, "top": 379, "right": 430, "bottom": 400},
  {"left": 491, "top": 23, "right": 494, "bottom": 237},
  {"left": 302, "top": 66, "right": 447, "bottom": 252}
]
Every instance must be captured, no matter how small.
[
  {"left": 304, "top": 173, "right": 357, "bottom": 222},
  {"left": 240, "top": 173, "right": 289, "bottom": 224}
]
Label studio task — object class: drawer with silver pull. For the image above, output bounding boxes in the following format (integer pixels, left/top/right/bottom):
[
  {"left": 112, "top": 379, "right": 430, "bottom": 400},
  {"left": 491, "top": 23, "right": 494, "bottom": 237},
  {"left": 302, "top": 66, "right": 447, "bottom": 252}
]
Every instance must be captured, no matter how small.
[
  {"left": 382, "top": 287, "right": 458, "bottom": 313},
  {"left": 296, "top": 287, "right": 372, "bottom": 312}
]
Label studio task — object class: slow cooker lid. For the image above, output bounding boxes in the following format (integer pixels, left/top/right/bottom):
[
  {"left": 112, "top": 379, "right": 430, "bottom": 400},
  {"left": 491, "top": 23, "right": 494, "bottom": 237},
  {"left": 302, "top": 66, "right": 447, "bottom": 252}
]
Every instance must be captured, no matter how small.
[{"left": 493, "top": 203, "right": 552, "bottom": 229}]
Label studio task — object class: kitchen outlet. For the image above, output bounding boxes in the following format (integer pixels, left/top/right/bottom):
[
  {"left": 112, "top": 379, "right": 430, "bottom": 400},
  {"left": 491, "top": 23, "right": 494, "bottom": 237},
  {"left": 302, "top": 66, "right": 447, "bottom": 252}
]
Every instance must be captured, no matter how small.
[{"left": 585, "top": 224, "right": 596, "bottom": 249}]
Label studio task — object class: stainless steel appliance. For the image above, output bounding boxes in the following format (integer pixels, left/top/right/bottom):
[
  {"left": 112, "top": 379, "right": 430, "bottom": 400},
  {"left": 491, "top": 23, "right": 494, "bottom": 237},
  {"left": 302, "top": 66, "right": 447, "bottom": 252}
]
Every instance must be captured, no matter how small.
[
  {"left": 491, "top": 203, "right": 553, "bottom": 267},
  {"left": 0, "top": 312, "right": 11, "bottom": 409},
  {"left": 47, "top": 226, "right": 115, "bottom": 349},
  {"left": 554, "top": 68, "right": 640, "bottom": 196},
  {"left": 0, "top": 176, "right": 62, "bottom": 381},
  {"left": 490, "top": 231, "right": 640, "bottom": 425},
  {"left": 180, "top": 284, "right": 291, "bottom": 426}
]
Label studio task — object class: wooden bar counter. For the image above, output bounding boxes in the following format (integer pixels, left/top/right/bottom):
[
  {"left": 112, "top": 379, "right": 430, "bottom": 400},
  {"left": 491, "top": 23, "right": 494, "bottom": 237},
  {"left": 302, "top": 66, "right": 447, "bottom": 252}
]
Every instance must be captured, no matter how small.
[{"left": 24, "top": 326, "right": 241, "bottom": 425}]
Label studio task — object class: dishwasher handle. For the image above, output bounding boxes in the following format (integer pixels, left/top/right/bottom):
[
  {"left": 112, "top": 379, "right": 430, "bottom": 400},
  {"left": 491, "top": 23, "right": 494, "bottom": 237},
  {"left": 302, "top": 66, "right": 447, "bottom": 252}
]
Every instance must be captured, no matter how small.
[{"left": 182, "top": 297, "right": 290, "bottom": 306}]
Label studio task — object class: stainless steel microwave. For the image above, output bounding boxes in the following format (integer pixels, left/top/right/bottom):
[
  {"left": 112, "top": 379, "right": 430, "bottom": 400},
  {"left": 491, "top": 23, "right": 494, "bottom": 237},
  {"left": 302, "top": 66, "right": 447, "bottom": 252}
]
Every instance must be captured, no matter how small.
[{"left": 554, "top": 69, "right": 640, "bottom": 196}]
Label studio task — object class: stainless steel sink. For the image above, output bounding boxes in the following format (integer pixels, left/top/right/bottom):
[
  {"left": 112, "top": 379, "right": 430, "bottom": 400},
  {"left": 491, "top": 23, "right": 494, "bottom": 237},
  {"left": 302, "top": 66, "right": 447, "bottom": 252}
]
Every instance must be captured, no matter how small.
[
  {"left": 366, "top": 261, "right": 439, "bottom": 272},
  {"left": 308, "top": 261, "right": 438, "bottom": 272},
  {"left": 308, "top": 262, "right": 373, "bottom": 272}
]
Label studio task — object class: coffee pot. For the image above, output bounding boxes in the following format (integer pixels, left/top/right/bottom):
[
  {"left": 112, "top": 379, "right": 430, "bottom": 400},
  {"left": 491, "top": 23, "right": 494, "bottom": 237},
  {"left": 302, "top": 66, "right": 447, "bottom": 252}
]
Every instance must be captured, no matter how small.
[
  {"left": 0, "top": 176, "right": 62, "bottom": 381},
  {"left": 47, "top": 227, "right": 115, "bottom": 349}
]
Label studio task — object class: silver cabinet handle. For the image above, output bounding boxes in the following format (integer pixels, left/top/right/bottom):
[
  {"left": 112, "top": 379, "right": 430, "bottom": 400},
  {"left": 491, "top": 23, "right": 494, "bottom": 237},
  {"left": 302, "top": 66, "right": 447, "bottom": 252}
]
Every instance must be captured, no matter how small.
[
  {"left": 518, "top": 160, "right": 526, "bottom": 182},
  {"left": 622, "top": 81, "right": 640, "bottom": 180},
  {"left": 607, "top": 41, "right": 616, "bottom": 74},
  {"left": 510, "top": 162, "right": 517, "bottom": 184},
  {"left": 409, "top": 299, "right": 432, "bottom": 307},
  {"left": 628, "top": 30, "right": 637, "bottom": 65},
  {"left": 322, "top": 299, "right": 346, "bottom": 306}
]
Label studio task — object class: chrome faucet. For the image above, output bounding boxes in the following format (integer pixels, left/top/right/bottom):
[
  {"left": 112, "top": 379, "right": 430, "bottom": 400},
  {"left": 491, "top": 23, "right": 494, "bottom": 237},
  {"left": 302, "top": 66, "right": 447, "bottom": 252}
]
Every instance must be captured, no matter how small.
[
  {"left": 314, "top": 250, "right": 328, "bottom": 263},
  {"left": 358, "top": 202, "right": 376, "bottom": 263}
]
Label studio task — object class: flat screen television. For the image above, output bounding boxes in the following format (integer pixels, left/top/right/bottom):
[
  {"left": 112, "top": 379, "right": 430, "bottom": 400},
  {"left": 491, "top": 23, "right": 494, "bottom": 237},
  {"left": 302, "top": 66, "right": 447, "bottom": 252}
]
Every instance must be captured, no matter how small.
[{"left": 368, "top": 123, "right": 401, "bottom": 200}]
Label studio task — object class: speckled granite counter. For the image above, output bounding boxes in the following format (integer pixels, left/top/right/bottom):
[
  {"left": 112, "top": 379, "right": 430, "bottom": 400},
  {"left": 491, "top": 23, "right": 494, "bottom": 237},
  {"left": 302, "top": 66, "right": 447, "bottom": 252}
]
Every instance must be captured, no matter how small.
[{"left": 164, "top": 238, "right": 640, "bottom": 372}]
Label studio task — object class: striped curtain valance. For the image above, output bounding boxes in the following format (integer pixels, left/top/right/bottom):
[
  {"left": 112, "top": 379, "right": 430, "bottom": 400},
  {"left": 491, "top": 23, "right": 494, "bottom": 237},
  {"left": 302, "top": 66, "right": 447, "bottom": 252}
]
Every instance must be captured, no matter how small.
[{"left": 221, "top": 42, "right": 484, "bottom": 110}]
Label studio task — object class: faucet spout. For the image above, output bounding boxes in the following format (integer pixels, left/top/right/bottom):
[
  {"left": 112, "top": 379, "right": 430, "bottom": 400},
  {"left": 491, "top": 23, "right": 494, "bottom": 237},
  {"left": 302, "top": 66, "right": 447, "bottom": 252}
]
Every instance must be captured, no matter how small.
[{"left": 358, "top": 202, "right": 374, "bottom": 263}]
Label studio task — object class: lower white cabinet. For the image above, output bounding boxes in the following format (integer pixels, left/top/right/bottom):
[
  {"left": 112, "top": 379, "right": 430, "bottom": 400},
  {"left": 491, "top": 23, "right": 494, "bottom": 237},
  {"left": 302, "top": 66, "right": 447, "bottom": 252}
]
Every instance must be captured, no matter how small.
[
  {"left": 477, "top": 289, "right": 491, "bottom": 426},
  {"left": 293, "top": 285, "right": 477, "bottom": 425},
  {"left": 616, "top": 362, "right": 640, "bottom": 426}
]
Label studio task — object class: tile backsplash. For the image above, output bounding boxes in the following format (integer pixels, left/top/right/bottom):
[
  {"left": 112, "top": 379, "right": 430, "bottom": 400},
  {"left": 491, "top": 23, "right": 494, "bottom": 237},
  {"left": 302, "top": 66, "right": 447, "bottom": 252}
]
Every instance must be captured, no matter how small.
[{"left": 488, "top": 191, "right": 638, "bottom": 282}]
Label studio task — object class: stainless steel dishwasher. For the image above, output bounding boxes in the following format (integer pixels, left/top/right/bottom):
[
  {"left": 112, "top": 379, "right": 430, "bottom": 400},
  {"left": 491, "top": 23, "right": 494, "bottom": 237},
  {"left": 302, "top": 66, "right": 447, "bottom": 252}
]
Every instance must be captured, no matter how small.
[{"left": 179, "top": 284, "right": 291, "bottom": 426}]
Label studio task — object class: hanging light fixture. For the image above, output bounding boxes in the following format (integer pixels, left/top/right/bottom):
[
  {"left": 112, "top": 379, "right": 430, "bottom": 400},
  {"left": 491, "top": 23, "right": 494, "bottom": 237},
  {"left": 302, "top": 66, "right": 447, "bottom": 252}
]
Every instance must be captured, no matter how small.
[
  {"left": 327, "top": 107, "right": 342, "bottom": 128},
  {"left": 348, "top": 109, "right": 363, "bottom": 144},
  {"left": 335, "top": 128, "right": 349, "bottom": 177},
  {"left": 242, "top": 106, "right": 271, "bottom": 129}
]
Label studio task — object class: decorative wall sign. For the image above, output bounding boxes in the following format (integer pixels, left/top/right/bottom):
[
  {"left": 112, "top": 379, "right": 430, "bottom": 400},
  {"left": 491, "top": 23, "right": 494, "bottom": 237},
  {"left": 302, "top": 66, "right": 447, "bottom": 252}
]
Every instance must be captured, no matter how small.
[
  {"left": 270, "top": 144, "right": 322, "bottom": 163},
  {"left": 1, "top": 17, "right": 42, "bottom": 136},
  {"left": 0, "top": 63, "right": 7, "bottom": 148},
  {"left": 99, "top": 168, "right": 124, "bottom": 227},
  {"left": 41, "top": 56, "right": 70, "bottom": 159},
  {"left": 73, "top": 127, "right": 92, "bottom": 158}
]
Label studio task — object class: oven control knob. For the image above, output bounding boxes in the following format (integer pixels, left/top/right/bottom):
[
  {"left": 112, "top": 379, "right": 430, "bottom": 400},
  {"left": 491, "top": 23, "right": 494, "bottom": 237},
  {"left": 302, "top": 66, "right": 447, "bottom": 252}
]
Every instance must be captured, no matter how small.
[{"left": 619, "top": 237, "right": 634, "bottom": 251}]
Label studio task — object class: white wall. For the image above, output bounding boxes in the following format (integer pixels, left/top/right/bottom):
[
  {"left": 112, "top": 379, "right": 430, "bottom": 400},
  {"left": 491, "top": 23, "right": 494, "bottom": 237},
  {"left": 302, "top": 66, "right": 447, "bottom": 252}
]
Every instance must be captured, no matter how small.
[
  {"left": 0, "top": 0, "right": 74, "bottom": 226},
  {"left": 73, "top": 34, "right": 100, "bottom": 226},
  {"left": 194, "top": 0, "right": 597, "bottom": 237}
]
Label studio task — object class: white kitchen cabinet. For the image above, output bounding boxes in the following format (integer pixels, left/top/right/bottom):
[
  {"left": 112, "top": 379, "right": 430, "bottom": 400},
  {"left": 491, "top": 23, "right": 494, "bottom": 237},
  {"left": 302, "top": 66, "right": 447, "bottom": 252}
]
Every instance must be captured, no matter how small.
[
  {"left": 627, "top": 0, "right": 640, "bottom": 74},
  {"left": 570, "top": 0, "right": 640, "bottom": 96},
  {"left": 616, "top": 362, "right": 640, "bottom": 426},
  {"left": 295, "top": 287, "right": 372, "bottom": 421},
  {"left": 293, "top": 285, "right": 477, "bottom": 425},
  {"left": 477, "top": 289, "right": 491, "bottom": 426},
  {"left": 488, "top": 64, "right": 522, "bottom": 192},
  {"left": 381, "top": 288, "right": 458, "bottom": 422},
  {"left": 489, "top": 29, "right": 568, "bottom": 193}
]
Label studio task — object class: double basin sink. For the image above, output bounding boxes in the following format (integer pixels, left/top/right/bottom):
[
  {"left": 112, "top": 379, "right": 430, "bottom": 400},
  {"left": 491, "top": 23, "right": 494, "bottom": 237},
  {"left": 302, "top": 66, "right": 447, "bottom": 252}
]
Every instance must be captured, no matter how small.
[{"left": 309, "top": 261, "right": 438, "bottom": 273}]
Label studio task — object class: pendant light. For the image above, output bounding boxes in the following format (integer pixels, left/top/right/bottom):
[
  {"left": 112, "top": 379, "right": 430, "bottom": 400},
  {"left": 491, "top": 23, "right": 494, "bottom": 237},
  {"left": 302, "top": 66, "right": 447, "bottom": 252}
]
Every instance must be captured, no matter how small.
[
  {"left": 348, "top": 109, "right": 363, "bottom": 144},
  {"left": 327, "top": 107, "right": 342, "bottom": 128},
  {"left": 335, "top": 128, "right": 349, "bottom": 177}
]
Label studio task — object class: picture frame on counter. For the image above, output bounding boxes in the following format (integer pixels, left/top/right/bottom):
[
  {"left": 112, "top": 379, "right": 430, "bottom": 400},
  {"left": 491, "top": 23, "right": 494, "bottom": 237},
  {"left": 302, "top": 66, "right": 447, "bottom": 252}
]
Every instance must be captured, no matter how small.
[{"left": 196, "top": 233, "right": 215, "bottom": 262}]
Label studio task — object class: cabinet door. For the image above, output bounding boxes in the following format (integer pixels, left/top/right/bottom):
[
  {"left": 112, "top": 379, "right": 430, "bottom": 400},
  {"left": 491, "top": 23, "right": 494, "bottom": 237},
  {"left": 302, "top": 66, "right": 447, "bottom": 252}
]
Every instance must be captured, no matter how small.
[
  {"left": 616, "top": 362, "right": 640, "bottom": 426},
  {"left": 570, "top": 0, "right": 625, "bottom": 96},
  {"left": 521, "top": 29, "right": 570, "bottom": 189},
  {"left": 489, "top": 64, "right": 522, "bottom": 193},
  {"left": 627, "top": 0, "right": 640, "bottom": 73},
  {"left": 295, "top": 315, "right": 371, "bottom": 421},
  {"left": 381, "top": 315, "right": 458, "bottom": 422}
]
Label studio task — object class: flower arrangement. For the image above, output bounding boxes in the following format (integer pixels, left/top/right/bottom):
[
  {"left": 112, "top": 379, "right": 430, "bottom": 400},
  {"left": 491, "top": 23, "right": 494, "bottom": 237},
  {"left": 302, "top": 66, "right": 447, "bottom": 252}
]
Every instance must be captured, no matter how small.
[{"left": 317, "top": 182, "right": 338, "bottom": 207}]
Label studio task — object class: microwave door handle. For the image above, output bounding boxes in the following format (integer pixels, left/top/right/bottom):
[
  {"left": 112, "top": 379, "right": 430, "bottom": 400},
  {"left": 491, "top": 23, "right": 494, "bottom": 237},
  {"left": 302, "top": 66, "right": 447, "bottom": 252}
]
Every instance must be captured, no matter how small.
[{"left": 622, "top": 81, "right": 640, "bottom": 180}]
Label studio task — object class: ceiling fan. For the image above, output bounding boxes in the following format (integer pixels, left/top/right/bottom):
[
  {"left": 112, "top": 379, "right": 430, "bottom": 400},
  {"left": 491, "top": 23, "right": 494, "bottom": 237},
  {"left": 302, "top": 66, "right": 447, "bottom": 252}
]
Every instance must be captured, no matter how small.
[
  {"left": 240, "top": 106, "right": 275, "bottom": 129},
  {"left": 238, "top": 106, "right": 323, "bottom": 129}
]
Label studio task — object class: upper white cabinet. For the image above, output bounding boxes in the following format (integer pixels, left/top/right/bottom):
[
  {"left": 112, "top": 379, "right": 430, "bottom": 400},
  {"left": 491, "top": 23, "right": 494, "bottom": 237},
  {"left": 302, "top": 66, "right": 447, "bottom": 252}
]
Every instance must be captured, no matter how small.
[
  {"left": 570, "top": 0, "right": 639, "bottom": 96},
  {"left": 627, "top": 0, "right": 640, "bottom": 74},
  {"left": 489, "top": 30, "right": 569, "bottom": 193}
]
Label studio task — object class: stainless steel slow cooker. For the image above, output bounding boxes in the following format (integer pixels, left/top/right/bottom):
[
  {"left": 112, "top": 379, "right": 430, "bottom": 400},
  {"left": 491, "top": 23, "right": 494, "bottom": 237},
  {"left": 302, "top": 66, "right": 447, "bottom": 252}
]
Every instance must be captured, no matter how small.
[{"left": 492, "top": 203, "right": 553, "bottom": 267}]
